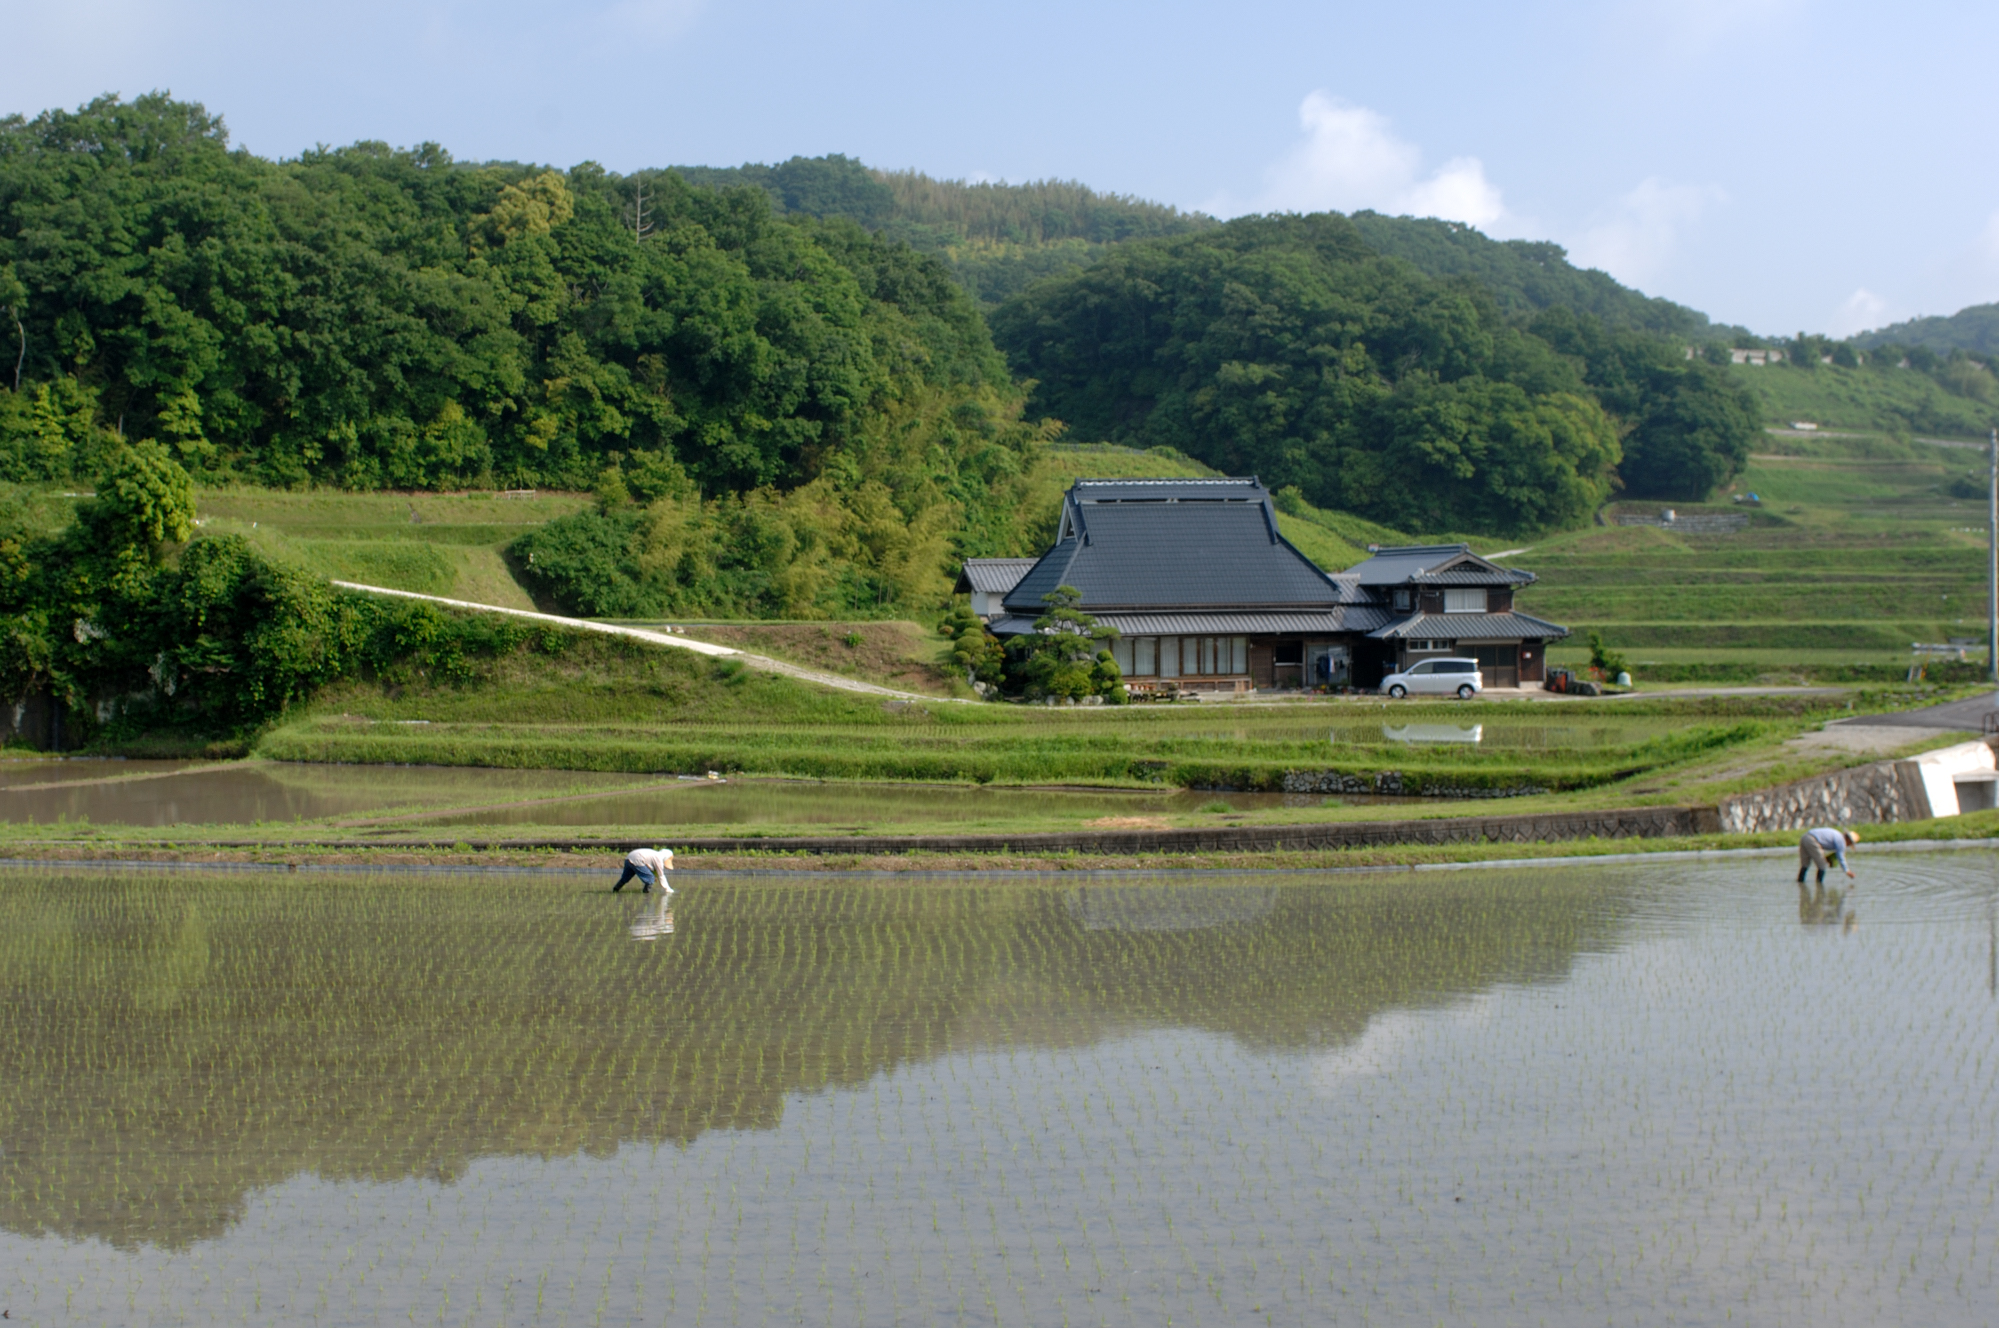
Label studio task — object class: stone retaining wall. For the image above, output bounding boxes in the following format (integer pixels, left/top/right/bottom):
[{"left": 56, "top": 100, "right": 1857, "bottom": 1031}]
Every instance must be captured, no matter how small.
[{"left": 1716, "top": 759, "right": 1934, "bottom": 833}]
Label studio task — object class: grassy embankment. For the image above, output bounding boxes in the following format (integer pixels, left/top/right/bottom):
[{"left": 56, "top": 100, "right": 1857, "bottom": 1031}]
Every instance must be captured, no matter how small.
[
  {"left": 193, "top": 487, "right": 591, "bottom": 610},
  {"left": 1525, "top": 432, "right": 1997, "bottom": 684},
  {"left": 1724, "top": 359, "right": 1998, "bottom": 440}
]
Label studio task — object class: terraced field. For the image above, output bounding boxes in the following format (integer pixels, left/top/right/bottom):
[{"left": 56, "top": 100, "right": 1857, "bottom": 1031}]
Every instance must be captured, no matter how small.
[{"left": 1521, "top": 435, "right": 1995, "bottom": 681}]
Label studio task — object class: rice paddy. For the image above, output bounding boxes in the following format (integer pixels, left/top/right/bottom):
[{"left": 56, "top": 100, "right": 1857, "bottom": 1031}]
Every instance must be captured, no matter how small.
[{"left": 2, "top": 858, "right": 1995, "bottom": 1324}]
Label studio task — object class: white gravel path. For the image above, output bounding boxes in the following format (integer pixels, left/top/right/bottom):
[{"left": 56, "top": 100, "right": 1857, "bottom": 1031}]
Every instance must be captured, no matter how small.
[{"left": 331, "top": 581, "right": 961, "bottom": 702}]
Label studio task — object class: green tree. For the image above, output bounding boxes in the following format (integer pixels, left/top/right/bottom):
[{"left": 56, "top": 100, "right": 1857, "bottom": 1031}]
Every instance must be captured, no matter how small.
[
  {"left": 991, "top": 214, "right": 1626, "bottom": 532},
  {"left": 1003, "top": 586, "right": 1120, "bottom": 701}
]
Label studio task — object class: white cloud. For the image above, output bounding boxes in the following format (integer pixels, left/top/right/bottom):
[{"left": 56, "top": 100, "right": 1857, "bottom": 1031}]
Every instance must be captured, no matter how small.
[
  {"left": 1213, "top": 92, "right": 1506, "bottom": 230},
  {"left": 1827, "top": 288, "right": 1892, "bottom": 338},
  {"left": 1567, "top": 178, "right": 1721, "bottom": 289},
  {"left": 1310, "top": 996, "right": 1495, "bottom": 1086}
]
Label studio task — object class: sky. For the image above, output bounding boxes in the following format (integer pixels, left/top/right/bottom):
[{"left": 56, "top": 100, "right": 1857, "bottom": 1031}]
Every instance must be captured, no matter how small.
[{"left": 6, "top": 0, "right": 1996, "bottom": 337}]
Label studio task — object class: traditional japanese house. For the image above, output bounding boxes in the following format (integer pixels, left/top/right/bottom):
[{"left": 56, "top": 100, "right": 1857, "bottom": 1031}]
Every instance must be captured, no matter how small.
[{"left": 962, "top": 478, "right": 1567, "bottom": 694}]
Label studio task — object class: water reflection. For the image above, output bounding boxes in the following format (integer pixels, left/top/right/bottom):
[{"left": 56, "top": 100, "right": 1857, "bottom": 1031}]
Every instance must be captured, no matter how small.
[
  {"left": 1065, "top": 883, "right": 1277, "bottom": 931},
  {"left": 6, "top": 862, "right": 1999, "bottom": 1325},
  {"left": 628, "top": 893, "right": 676, "bottom": 941},
  {"left": 1383, "top": 722, "right": 1483, "bottom": 744},
  {"left": 0, "top": 758, "right": 198, "bottom": 788},
  {"left": 0, "top": 761, "right": 666, "bottom": 825},
  {"left": 1798, "top": 880, "right": 1859, "bottom": 932},
  {"left": 0, "top": 867, "right": 1632, "bottom": 1250}
]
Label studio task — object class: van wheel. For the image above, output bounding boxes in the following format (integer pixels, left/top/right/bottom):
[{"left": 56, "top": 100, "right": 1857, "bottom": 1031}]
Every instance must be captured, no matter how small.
[
  {"left": 1457, "top": 684, "right": 1476, "bottom": 700},
  {"left": 1388, "top": 684, "right": 1407, "bottom": 699}
]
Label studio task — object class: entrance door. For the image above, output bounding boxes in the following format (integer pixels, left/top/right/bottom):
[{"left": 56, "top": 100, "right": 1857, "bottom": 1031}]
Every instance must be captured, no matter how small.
[{"left": 1471, "top": 644, "right": 1519, "bottom": 688}]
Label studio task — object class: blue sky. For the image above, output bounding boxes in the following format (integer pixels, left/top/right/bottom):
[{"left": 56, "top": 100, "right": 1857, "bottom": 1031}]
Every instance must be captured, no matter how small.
[{"left": 7, "top": 0, "right": 1995, "bottom": 337}]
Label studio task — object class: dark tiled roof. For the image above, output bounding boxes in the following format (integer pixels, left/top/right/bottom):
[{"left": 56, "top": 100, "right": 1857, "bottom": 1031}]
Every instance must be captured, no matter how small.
[
  {"left": 989, "top": 608, "right": 1392, "bottom": 637},
  {"left": 1347, "top": 543, "right": 1535, "bottom": 587},
  {"left": 953, "top": 558, "right": 1038, "bottom": 595},
  {"left": 1002, "top": 488, "right": 1339, "bottom": 614},
  {"left": 1368, "top": 611, "right": 1570, "bottom": 641}
]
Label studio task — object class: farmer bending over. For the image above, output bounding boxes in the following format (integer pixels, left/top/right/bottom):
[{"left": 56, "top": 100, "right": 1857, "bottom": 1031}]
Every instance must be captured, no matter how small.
[
  {"left": 1797, "top": 827, "right": 1857, "bottom": 886},
  {"left": 614, "top": 846, "right": 674, "bottom": 895}
]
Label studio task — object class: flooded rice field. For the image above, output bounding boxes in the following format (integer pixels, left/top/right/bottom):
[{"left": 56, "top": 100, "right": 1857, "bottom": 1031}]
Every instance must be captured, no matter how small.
[
  {"left": 0, "top": 758, "right": 1359, "bottom": 829},
  {"left": 2, "top": 857, "right": 1996, "bottom": 1325},
  {"left": 0, "top": 760, "right": 654, "bottom": 827}
]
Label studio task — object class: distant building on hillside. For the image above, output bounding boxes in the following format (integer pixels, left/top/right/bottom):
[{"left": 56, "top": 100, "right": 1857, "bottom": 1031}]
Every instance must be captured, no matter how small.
[
  {"left": 956, "top": 478, "right": 1567, "bottom": 695},
  {"left": 1731, "top": 348, "right": 1784, "bottom": 366}
]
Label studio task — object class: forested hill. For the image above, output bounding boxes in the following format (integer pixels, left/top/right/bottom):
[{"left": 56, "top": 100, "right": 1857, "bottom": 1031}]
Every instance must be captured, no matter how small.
[
  {"left": 1852, "top": 303, "right": 1999, "bottom": 356},
  {"left": 666, "top": 154, "right": 1216, "bottom": 307},
  {"left": 989, "top": 213, "right": 1761, "bottom": 533},
  {"left": 1345, "top": 213, "right": 1753, "bottom": 344},
  {"left": 654, "top": 154, "right": 1740, "bottom": 341},
  {"left": 2, "top": 93, "right": 1757, "bottom": 569}
]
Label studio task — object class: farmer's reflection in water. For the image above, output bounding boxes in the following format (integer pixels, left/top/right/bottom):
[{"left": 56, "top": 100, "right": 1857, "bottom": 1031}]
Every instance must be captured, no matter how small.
[
  {"left": 1798, "top": 881, "right": 1858, "bottom": 933},
  {"left": 629, "top": 892, "right": 675, "bottom": 941}
]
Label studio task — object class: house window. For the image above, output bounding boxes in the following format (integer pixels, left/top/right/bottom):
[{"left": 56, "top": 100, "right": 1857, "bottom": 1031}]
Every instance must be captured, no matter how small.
[
  {"left": 1405, "top": 639, "right": 1451, "bottom": 652},
  {"left": 1273, "top": 641, "right": 1303, "bottom": 666},
  {"left": 1231, "top": 637, "right": 1247, "bottom": 673},
  {"left": 1112, "top": 638, "right": 1134, "bottom": 673},
  {"left": 1159, "top": 637, "right": 1180, "bottom": 678},
  {"left": 1136, "top": 637, "right": 1156, "bottom": 675},
  {"left": 1443, "top": 588, "right": 1485, "bottom": 613},
  {"left": 1393, "top": 589, "right": 1414, "bottom": 612}
]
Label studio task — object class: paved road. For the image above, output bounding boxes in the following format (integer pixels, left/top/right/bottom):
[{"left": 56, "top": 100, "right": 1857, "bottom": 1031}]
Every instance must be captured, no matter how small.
[
  {"left": 1832, "top": 692, "right": 1999, "bottom": 730},
  {"left": 331, "top": 581, "right": 961, "bottom": 703}
]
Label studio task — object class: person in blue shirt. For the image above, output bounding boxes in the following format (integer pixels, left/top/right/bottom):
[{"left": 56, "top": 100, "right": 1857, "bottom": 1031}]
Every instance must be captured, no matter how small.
[{"left": 1797, "top": 827, "right": 1857, "bottom": 886}]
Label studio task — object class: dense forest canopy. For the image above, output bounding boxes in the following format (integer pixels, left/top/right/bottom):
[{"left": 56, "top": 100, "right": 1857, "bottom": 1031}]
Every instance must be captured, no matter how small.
[
  {"left": 1850, "top": 303, "right": 1999, "bottom": 358},
  {"left": 1, "top": 91, "right": 1780, "bottom": 593},
  {"left": 1344, "top": 213, "right": 1754, "bottom": 345},
  {"left": 0, "top": 95, "right": 1054, "bottom": 613},
  {"left": 988, "top": 213, "right": 1760, "bottom": 531}
]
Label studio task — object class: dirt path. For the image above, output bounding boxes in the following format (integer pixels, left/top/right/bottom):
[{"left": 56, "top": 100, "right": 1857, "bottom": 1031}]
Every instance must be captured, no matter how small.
[{"left": 332, "top": 581, "right": 965, "bottom": 703}]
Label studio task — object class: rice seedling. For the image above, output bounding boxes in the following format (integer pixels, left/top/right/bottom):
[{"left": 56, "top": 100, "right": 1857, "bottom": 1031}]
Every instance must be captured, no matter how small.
[{"left": 0, "top": 858, "right": 1994, "bottom": 1323}]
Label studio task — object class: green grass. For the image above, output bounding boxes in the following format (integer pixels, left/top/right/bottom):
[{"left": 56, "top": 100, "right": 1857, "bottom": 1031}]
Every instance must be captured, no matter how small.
[
  {"left": 191, "top": 486, "right": 592, "bottom": 608},
  {"left": 1727, "top": 361, "right": 1999, "bottom": 437},
  {"left": 1516, "top": 434, "right": 1999, "bottom": 682}
]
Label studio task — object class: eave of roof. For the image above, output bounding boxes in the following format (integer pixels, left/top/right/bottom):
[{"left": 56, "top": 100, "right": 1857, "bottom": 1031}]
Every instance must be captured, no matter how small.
[
  {"left": 1367, "top": 611, "right": 1570, "bottom": 641},
  {"left": 953, "top": 558, "right": 1040, "bottom": 595},
  {"left": 988, "top": 608, "right": 1396, "bottom": 636}
]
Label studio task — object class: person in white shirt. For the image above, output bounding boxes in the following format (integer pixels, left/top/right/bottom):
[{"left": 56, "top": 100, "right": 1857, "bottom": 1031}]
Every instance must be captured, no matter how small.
[{"left": 613, "top": 846, "right": 674, "bottom": 895}]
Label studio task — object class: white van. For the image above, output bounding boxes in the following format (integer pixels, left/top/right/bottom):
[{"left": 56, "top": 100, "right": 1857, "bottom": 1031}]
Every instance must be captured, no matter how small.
[{"left": 1379, "top": 658, "right": 1482, "bottom": 699}]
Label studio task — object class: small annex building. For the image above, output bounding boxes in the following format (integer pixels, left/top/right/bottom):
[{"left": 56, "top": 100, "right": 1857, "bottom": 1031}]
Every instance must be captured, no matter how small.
[{"left": 956, "top": 478, "right": 1568, "bottom": 695}]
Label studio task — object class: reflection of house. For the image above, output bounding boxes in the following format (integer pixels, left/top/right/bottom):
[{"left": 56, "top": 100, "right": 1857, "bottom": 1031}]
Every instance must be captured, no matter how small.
[
  {"left": 1066, "top": 885, "right": 1279, "bottom": 931},
  {"left": 966, "top": 478, "right": 1567, "bottom": 694}
]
